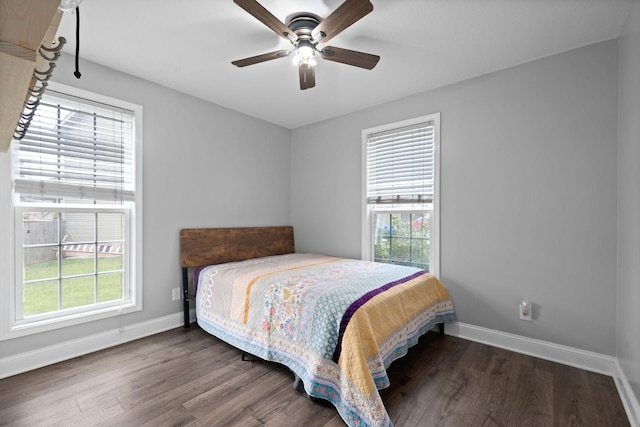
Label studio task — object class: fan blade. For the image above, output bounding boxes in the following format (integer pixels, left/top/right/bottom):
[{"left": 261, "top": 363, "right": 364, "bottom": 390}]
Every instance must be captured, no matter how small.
[
  {"left": 312, "top": 0, "right": 373, "bottom": 43},
  {"left": 299, "top": 64, "right": 316, "bottom": 90},
  {"left": 232, "top": 50, "right": 290, "bottom": 67},
  {"left": 321, "top": 46, "right": 379, "bottom": 69},
  {"left": 234, "top": 0, "right": 298, "bottom": 42}
]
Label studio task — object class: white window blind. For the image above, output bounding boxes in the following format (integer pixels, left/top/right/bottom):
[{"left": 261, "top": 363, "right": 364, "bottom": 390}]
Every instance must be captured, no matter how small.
[
  {"left": 13, "top": 90, "right": 135, "bottom": 202},
  {"left": 366, "top": 121, "right": 434, "bottom": 204}
]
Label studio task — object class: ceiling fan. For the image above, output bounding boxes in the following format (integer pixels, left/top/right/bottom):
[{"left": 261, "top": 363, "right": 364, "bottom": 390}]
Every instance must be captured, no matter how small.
[{"left": 231, "top": 0, "right": 380, "bottom": 90}]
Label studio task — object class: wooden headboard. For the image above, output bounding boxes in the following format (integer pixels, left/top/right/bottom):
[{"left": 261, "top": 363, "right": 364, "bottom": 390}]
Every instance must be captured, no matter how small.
[
  {"left": 180, "top": 226, "right": 295, "bottom": 268},
  {"left": 180, "top": 226, "right": 295, "bottom": 328}
]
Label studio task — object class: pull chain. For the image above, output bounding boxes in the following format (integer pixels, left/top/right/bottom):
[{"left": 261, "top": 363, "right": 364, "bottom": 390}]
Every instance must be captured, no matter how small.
[{"left": 73, "top": 7, "right": 81, "bottom": 79}]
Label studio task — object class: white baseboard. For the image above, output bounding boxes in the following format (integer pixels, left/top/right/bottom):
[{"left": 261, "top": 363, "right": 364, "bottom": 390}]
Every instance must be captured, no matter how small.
[
  {"left": 0, "top": 312, "right": 187, "bottom": 379},
  {"left": 445, "top": 321, "right": 617, "bottom": 375},
  {"left": 613, "top": 359, "right": 640, "bottom": 427}
]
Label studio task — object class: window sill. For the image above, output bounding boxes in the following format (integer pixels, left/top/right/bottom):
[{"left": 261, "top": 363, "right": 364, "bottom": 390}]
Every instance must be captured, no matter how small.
[{"left": 1, "top": 302, "right": 141, "bottom": 341}]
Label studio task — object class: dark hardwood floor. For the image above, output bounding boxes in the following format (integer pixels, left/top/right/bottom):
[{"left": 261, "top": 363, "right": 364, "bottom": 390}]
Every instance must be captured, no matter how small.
[{"left": 0, "top": 326, "right": 630, "bottom": 426}]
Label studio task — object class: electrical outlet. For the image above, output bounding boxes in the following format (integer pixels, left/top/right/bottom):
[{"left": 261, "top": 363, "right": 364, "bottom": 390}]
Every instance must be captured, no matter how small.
[
  {"left": 172, "top": 288, "right": 181, "bottom": 301},
  {"left": 519, "top": 300, "right": 532, "bottom": 321}
]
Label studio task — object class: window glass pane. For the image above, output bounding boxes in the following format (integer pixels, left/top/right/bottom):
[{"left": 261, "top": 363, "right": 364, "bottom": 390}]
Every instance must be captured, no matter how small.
[
  {"left": 61, "top": 257, "right": 95, "bottom": 277},
  {"left": 409, "top": 240, "right": 429, "bottom": 270},
  {"left": 98, "top": 272, "right": 123, "bottom": 302},
  {"left": 375, "top": 214, "right": 391, "bottom": 237},
  {"left": 23, "top": 280, "right": 59, "bottom": 316},
  {"left": 392, "top": 213, "right": 410, "bottom": 237},
  {"left": 63, "top": 212, "right": 95, "bottom": 242},
  {"left": 97, "top": 212, "right": 124, "bottom": 241},
  {"left": 23, "top": 212, "right": 60, "bottom": 245},
  {"left": 98, "top": 254, "right": 123, "bottom": 273},
  {"left": 374, "top": 240, "right": 390, "bottom": 264},
  {"left": 24, "top": 250, "right": 59, "bottom": 281},
  {"left": 97, "top": 212, "right": 124, "bottom": 276},
  {"left": 412, "top": 213, "right": 430, "bottom": 239},
  {"left": 61, "top": 276, "right": 95, "bottom": 309},
  {"left": 60, "top": 212, "right": 96, "bottom": 276},
  {"left": 390, "top": 235, "right": 411, "bottom": 265}
]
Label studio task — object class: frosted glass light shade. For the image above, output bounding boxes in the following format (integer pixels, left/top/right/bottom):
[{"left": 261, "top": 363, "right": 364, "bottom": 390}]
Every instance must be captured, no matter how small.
[{"left": 59, "top": 0, "right": 83, "bottom": 13}]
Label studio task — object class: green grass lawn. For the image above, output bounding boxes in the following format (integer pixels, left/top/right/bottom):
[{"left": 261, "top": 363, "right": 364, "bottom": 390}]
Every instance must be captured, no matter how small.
[{"left": 24, "top": 257, "right": 123, "bottom": 317}]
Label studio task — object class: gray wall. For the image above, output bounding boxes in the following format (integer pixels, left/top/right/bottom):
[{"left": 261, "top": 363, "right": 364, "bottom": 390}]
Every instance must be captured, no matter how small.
[
  {"left": 617, "top": 0, "right": 640, "bottom": 404},
  {"left": 1, "top": 53, "right": 291, "bottom": 358},
  {"left": 292, "top": 40, "right": 619, "bottom": 355}
]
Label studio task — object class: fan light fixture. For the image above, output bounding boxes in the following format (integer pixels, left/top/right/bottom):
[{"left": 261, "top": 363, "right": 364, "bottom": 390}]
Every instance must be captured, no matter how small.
[
  {"left": 294, "top": 44, "right": 317, "bottom": 67},
  {"left": 232, "top": 0, "right": 380, "bottom": 90},
  {"left": 59, "top": 0, "right": 82, "bottom": 13}
]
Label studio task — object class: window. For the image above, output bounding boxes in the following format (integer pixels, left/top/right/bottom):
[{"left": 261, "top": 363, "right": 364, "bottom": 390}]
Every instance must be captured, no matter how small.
[
  {"left": 362, "top": 114, "right": 440, "bottom": 275},
  {"left": 2, "top": 83, "right": 142, "bottom": 338}
]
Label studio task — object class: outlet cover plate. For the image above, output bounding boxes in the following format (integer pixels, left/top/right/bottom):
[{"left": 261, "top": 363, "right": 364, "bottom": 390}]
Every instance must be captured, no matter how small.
[{"left": 519, "top": 301, "right": 532, "bottom": 321}]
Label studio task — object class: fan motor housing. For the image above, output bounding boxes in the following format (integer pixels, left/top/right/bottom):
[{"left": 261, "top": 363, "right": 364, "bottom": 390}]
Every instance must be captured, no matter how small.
[{"left": 286, "top": 13, "right": 321, "bottom": 38}]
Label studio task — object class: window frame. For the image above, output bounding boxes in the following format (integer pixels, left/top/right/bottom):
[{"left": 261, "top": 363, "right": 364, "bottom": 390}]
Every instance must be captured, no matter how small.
[
  {"left": 361, "top": 113, "right": 440, "bottom": 276},
  {"left": 1, "top": 82, "right": 143, "bottom": 340}
]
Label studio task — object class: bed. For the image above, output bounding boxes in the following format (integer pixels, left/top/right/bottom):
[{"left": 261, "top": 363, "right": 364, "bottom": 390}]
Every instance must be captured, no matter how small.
[{"left": 180, "top": 226, "right": 456, "bottom": 427}]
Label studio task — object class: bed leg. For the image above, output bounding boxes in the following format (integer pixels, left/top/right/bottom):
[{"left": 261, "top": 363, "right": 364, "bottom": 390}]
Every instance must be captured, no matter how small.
[
  {"left": 182, "top": 267, "right": 190, "bottom": 328},
  {"left": 439, "top": 322, "right": 445, "bottom": 335},
  {"left": 241, "top": 351, "right": 261, "bottom": 362},
  {"left": 292, "top": 373, "right": 331, "bottom": 406},
  {"left": 293, "top": 373, "right": 305, "bottom": 394}
]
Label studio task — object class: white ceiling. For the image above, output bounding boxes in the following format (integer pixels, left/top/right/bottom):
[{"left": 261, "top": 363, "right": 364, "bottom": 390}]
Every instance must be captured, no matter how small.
[{"left": 56, "top": 0, "right": 631, "bottom": 129}]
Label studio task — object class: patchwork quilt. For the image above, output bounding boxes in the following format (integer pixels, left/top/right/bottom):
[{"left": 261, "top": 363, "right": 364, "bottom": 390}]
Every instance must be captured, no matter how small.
[{"left": 196, "top": 253, "right": 455, "bottom": 426}]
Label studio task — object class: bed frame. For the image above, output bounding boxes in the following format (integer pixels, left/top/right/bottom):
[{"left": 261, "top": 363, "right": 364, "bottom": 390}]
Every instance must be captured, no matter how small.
[{"left": 180, "top": 226, "right": 295, "bottom": 328}]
